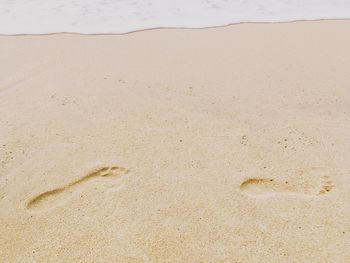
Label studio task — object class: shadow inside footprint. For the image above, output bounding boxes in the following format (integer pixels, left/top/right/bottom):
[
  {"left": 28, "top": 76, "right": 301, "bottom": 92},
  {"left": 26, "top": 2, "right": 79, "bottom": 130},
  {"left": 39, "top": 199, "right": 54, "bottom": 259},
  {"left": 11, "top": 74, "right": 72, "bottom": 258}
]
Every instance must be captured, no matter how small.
[
  {"left": 27, "top": 165, "right": 129, "bottom": 210},
  {"left": 240, "top": 175, "right": 334, "bottom": 197}
]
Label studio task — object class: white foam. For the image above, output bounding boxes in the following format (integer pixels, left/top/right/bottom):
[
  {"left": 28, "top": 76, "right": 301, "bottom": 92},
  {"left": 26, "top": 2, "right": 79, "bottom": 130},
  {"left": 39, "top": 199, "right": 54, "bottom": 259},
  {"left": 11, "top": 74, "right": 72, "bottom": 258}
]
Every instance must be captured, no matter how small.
[{"left": 0, "top": 0, "right": 349, "bottom": 34}]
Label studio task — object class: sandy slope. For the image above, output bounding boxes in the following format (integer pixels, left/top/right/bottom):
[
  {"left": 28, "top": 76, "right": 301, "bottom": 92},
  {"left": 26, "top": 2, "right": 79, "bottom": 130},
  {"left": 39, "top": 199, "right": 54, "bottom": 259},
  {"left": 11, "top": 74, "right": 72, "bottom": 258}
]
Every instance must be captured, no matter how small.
[{"left": 0, "top": 20, "right": 350, "bottom": 262}]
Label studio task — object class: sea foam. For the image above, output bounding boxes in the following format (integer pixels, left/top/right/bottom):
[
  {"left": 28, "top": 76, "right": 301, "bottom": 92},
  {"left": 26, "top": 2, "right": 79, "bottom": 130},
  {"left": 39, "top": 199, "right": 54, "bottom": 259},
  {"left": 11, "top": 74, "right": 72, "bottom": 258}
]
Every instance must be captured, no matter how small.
[{"left": 0, "top": 0, "right": 349, "bottom": 34}]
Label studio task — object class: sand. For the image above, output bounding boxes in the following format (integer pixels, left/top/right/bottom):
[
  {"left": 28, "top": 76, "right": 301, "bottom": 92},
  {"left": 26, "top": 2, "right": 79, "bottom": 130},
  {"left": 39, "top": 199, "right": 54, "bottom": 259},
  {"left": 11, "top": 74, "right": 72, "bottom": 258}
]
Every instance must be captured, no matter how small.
[{"left": 0, "top": 20, "right": 350, "bottom": 262}]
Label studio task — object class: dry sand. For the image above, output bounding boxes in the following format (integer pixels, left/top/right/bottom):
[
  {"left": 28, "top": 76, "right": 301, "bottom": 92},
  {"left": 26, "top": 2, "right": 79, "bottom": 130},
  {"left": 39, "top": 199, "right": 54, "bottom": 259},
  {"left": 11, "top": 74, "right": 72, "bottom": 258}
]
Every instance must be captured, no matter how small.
[{"left": 1, "top": 20, "right": 350, "bottom": 262}]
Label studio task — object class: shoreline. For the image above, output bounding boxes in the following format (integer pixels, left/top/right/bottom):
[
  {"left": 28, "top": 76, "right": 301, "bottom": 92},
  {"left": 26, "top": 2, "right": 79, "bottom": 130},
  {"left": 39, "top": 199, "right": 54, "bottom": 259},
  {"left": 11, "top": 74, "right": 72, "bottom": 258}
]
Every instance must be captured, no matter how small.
[{"left": 0, "top": 18, "right": 349, "bottom": 36}]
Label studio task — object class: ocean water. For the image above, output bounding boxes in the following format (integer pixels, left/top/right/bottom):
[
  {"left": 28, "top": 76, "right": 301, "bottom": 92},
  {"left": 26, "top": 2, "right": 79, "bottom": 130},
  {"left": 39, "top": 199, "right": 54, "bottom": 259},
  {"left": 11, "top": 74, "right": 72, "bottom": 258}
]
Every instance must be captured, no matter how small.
[{"left": 0, "top": 0, "right": 349, "bottom": 34}]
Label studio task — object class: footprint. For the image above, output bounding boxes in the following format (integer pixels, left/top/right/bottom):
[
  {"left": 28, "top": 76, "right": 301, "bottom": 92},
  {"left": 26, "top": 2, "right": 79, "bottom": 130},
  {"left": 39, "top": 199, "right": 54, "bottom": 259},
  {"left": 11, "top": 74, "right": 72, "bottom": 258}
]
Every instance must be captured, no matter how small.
[
  {"left": 318, "top": 176, "right": 334, "bottom": 195},
  {"left": 27, "top": 165, "right": 129, "bottom": 210},
  {"left": 240, "top": 175, "right": 334, "bottom": 197}
]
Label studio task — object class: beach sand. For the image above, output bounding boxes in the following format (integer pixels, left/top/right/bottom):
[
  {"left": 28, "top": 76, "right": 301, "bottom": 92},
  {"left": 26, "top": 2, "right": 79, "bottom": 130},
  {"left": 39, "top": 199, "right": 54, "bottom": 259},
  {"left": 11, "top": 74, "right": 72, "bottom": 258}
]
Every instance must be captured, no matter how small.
[{"left": 1, "top": 20, "right": 350, "bottom": 262}]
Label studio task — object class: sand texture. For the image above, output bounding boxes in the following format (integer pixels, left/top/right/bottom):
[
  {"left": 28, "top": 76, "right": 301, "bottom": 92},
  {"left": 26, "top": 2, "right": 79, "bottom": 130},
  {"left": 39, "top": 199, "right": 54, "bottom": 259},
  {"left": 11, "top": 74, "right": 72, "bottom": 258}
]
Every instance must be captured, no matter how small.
[{"left": 1, "top": 20, "right": 350, "bottom": 262}]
